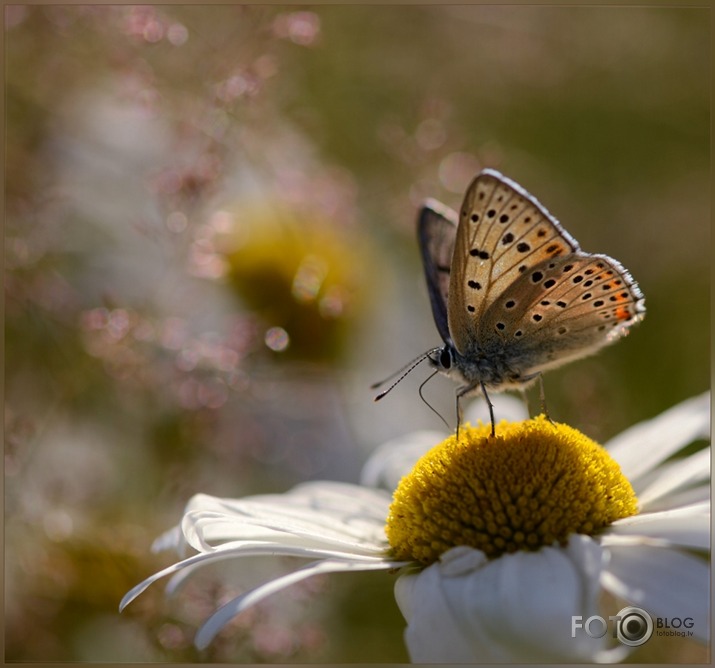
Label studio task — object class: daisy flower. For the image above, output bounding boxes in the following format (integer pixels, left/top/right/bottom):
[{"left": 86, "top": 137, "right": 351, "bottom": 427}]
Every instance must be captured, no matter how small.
[{"left": 120, "top": 392, "right": 710, "bottom": 661}]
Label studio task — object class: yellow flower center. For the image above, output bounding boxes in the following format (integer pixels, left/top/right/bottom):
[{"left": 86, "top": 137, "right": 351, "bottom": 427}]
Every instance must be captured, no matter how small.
[{"left": 386, "top": 416, "right": 638, "bottom": 565}]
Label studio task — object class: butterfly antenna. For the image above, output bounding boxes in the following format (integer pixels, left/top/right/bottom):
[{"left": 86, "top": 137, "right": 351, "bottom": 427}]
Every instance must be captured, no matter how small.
[
  {"left": 373, "top": 348, "right": 439, "bottom": 401},
  {"left": 370, "top": 348, "right": 440, "bottom": 390},
  {"left": 418, "top": 369, "right": 450, "bottom": 430}
]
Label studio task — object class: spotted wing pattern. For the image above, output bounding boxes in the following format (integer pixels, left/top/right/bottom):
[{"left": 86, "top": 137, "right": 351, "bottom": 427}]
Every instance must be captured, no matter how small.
[
  {"left": 447, "top": 169, "right": 581, "bottom": 355},
  {"left": 479, "top": 251, "right": 645, "bottom": 375}
]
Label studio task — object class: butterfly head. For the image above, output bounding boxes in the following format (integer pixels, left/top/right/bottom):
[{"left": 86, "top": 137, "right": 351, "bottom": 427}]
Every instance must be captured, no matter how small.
[
  {"left": 428, "top": 342, "right": 480, "bottom": 388},
  {"left": 428, "top": 344, "right": 454, "bottom": 374}
]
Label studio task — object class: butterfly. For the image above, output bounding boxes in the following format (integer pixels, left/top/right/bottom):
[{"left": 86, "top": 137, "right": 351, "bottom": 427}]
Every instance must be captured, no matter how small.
[{"left": 414, "top": 168, "right": 645, "bottom": 435}]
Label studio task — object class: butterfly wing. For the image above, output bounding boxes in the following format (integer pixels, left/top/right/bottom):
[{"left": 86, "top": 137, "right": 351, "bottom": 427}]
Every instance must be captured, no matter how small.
[
  {"left": 480, "top": 251, "right": 645, "bottom": 376},
  {"left": 417, "top": 199, "right": 459, "bottom": 344},
  {"left": 448, "top": 169, "right": 581, "bottom": 355}
]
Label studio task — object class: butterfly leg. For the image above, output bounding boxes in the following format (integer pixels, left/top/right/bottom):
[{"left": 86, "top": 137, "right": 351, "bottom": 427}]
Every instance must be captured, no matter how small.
[
  {"left": 519, "top": 372, "right": 552, "bottom": 424},
  {"left": 537, "top": 373, "right": 554, "bottom": 424},
  {"left": 453, "top": 387, "right": 473, "bottom": 440},
  {"left": 479, "top": 380, "right": 496, "bottom": 438},
  {"left": 518, "top": 387, "right": 531, "bottom": 417},
  {"left": 455, "top": 381, "right": 496, "bottom": 437},
  {"left": 454, "top": 392, "right": 463, "bottom": 440}
]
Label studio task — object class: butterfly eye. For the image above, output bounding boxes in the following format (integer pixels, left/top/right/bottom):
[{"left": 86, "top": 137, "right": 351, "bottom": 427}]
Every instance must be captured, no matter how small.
[{"left": 439, "top": 347, "right": 452, "bottom": 369}]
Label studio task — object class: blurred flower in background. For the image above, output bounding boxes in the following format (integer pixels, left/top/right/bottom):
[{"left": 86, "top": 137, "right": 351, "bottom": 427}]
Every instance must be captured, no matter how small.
[
  {"left": 192, "top": 199, "right": 368, "bottom": 361},
  {"left": 5, "top": 4, "right": 709, "bottom": 662}
]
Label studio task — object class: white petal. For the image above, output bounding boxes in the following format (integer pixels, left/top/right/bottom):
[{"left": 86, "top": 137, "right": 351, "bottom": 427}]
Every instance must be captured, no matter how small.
[
  {"left": 195, "top": 558, "right": 403, "bottom": 650},
  {"left": 188, "top": 481, "right": 392, "bottom": 529},
  {"left": 394, "top": 565, "right": 478, "bottom": 662},
  {"left": 463, "top": 393, "right": 530, "bottom": 426},
  {"left": 606, "top": 392, "right": 710, "bottom": 482},
  {"left": 166, "top": 544, "right": 400, "bottom": 596},
  {"left": 152, "top": 524, "right": 183, "bottom": 553},
  {"left": 438, "top": 544, "right": 489, "bottom": 575},
  {"left": 602, "top": 502, "right": 710, "bottom": 550},
  {"left": 180, "top": 482, "right": 391, "bottom": 554},
  {"left": 121, "top": 542, "right": 397, "bottom": 611},
  {"left": 601, "top": 544, "right": 710, "bottom": 642},
  {"left": 636, "top": 447, "right": 710, "bottom": 510},
  {"left": 395, "top": 536, "right": 630, "bottom": 662},
  {"left": 183, "top": 511, "right": 388, "bottom": 556},
  {"left": 637, "top": 484, "right": 710, "bottom": 513},
  {"left": 120, "top": 548, "right": 239, "bottom": 612},
  {"left": 360, "top": 430, "right": 445, "bottom": 490}
]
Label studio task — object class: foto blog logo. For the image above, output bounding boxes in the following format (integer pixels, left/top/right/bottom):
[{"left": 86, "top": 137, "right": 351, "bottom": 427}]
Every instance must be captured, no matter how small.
[
  {"left": 571, "top": 606, "right": 696, "bottom": 646},
  {"left": 572, "top": 606, "right": 654, "bottom": 647}
]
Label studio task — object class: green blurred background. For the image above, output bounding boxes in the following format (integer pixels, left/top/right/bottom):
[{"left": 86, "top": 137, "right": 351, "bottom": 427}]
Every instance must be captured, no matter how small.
[{"left": 5, "top": 5, "right": 709, "bottom": 663}]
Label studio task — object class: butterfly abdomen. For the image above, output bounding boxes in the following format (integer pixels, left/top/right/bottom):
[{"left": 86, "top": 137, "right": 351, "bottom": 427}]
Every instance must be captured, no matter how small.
[{"left": 446, "top": 344, "right": 534, "bottom": 392}]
